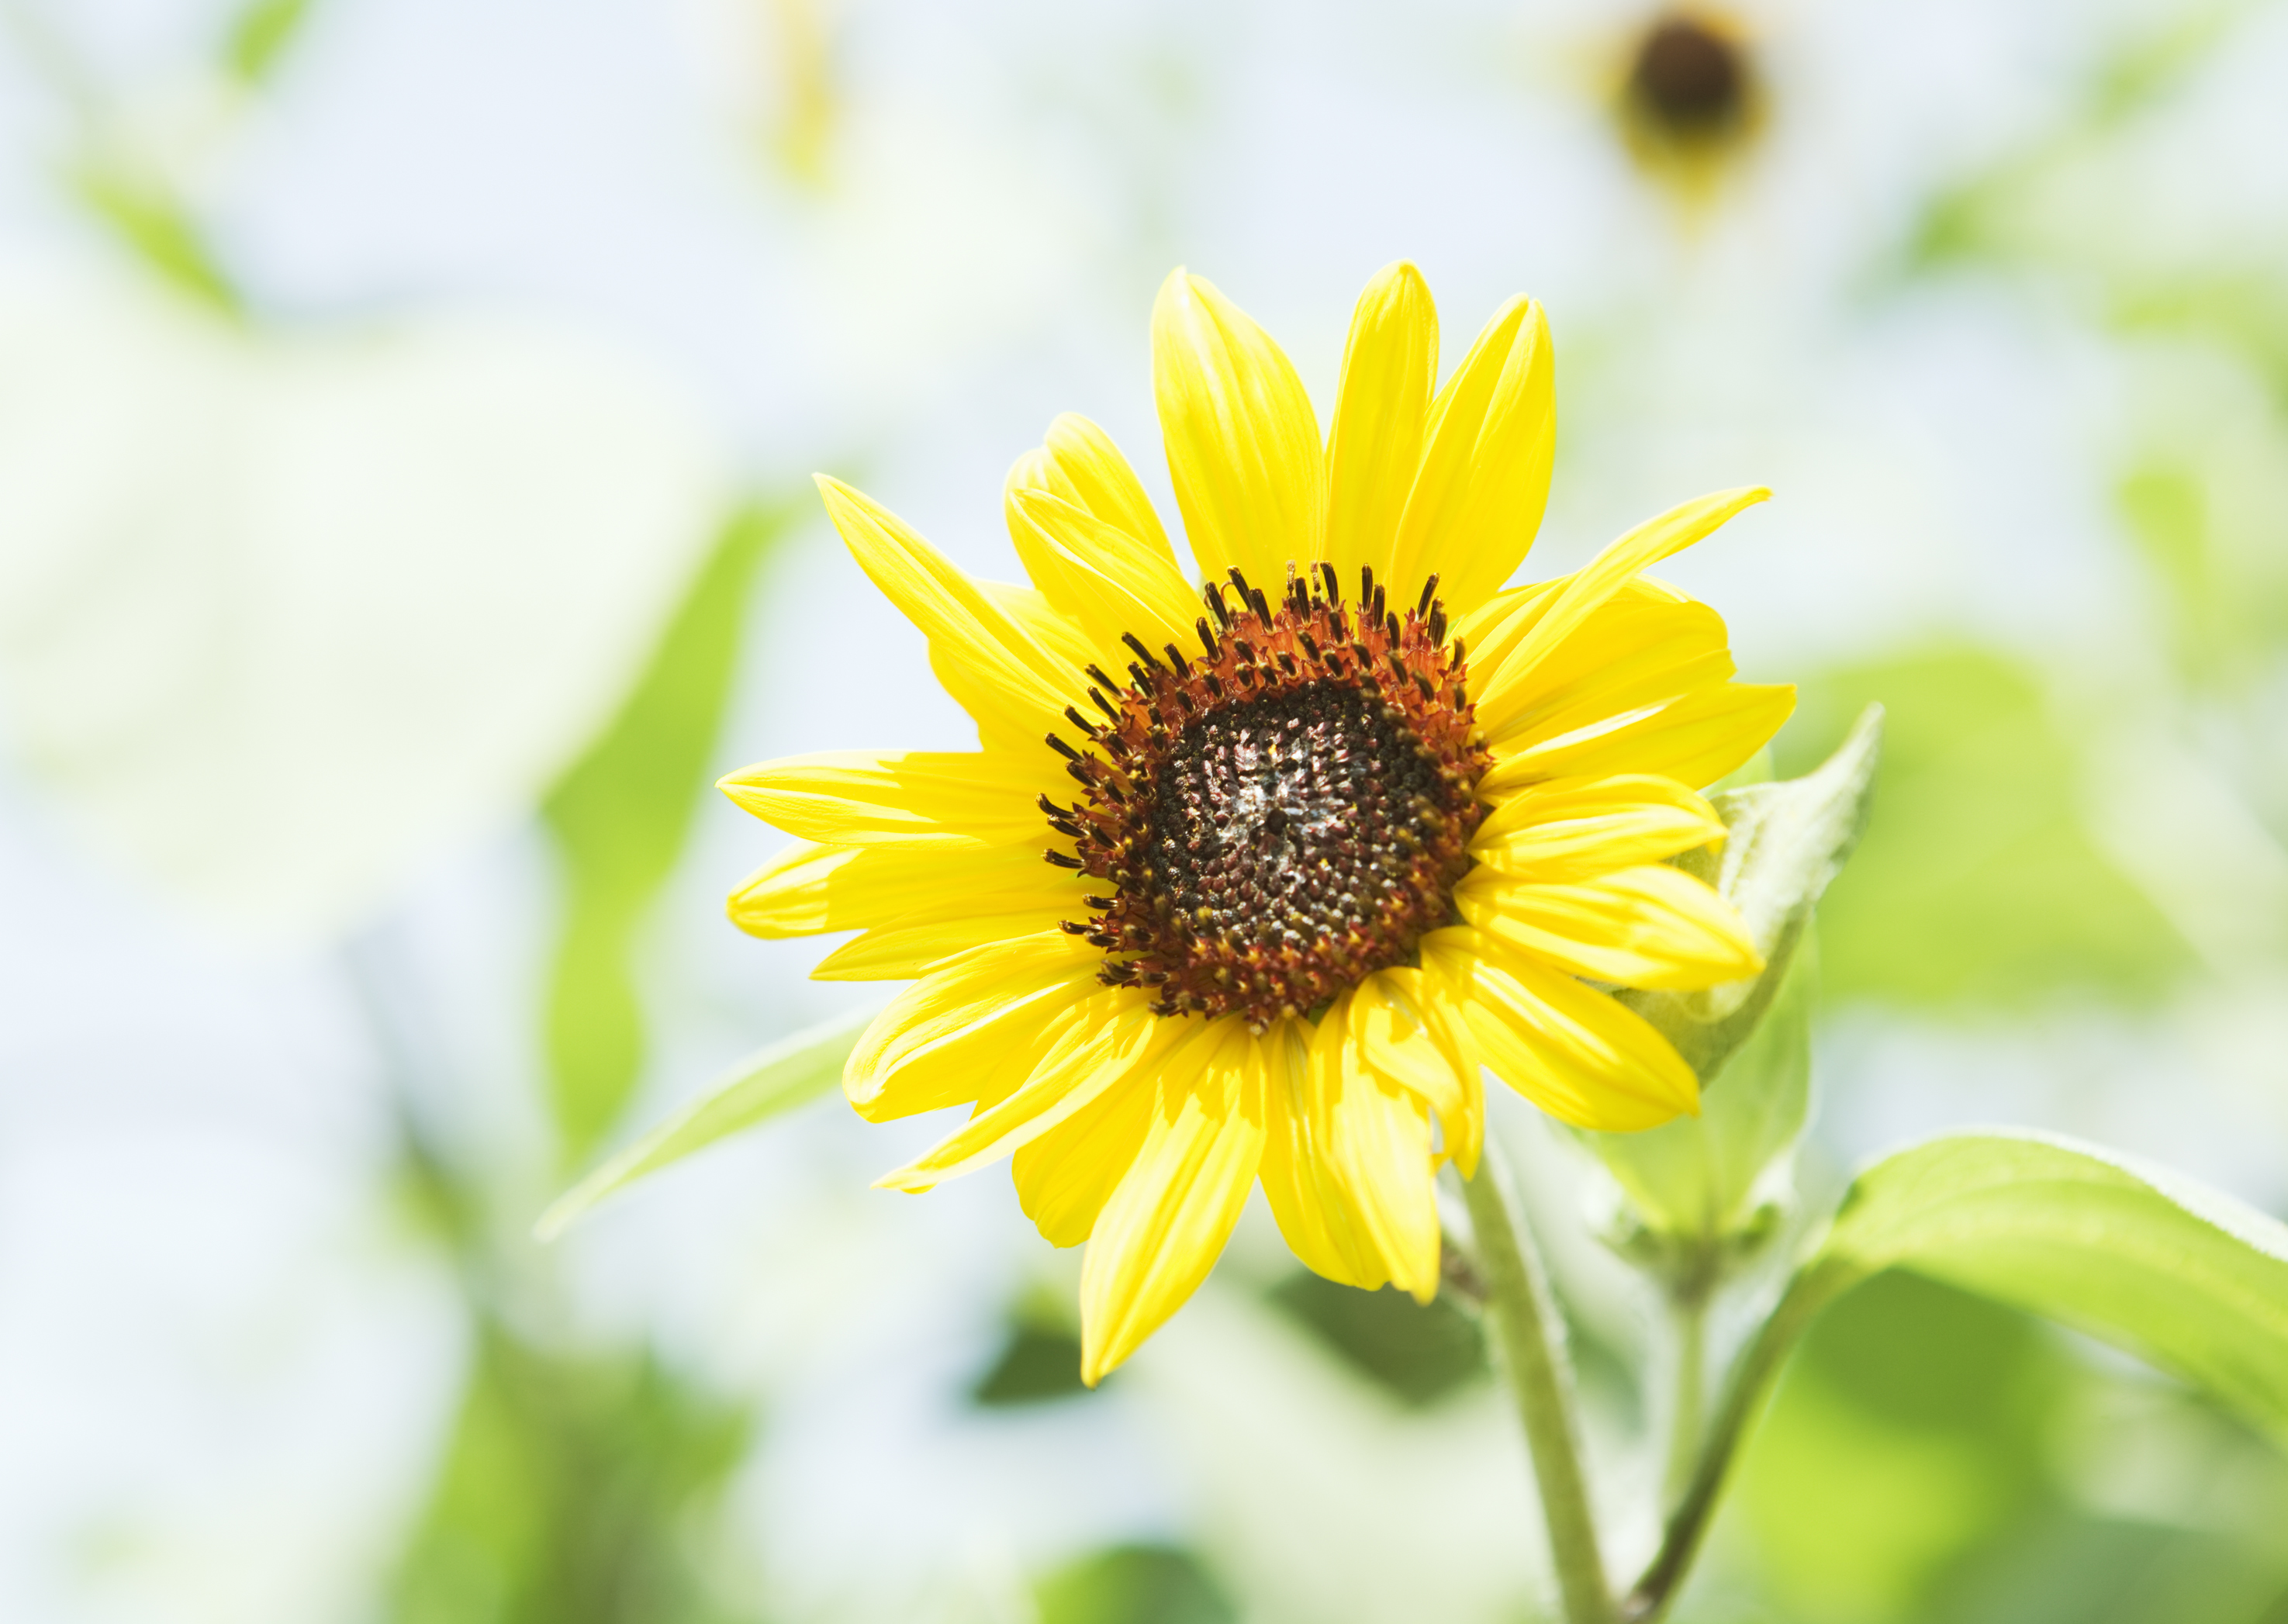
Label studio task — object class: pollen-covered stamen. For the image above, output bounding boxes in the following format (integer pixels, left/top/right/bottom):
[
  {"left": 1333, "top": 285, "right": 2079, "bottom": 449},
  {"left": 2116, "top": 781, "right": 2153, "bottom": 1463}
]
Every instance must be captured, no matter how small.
[{"left": 1045, "top": 570, "right": 1490, "bottom": 1030}]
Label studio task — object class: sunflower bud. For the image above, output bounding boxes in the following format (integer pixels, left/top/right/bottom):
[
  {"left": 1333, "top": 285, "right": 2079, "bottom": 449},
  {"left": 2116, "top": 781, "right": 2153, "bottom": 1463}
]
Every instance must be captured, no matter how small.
[{"left": 1575, "top": 705, "right": 1882, "bottom": 1277}]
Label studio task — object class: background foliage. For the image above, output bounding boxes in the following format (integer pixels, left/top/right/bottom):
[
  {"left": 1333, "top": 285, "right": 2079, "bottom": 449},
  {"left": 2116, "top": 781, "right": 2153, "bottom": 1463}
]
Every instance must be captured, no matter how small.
[{"left": 2, "top": 2, "right": 2286, "bottom": 1622}]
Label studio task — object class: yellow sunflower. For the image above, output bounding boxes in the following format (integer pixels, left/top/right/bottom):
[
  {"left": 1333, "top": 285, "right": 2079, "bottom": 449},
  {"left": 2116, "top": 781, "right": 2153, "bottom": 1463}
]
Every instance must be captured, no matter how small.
[{"left": 721, "top": 263, "right": 1792, "bottom": 1383}]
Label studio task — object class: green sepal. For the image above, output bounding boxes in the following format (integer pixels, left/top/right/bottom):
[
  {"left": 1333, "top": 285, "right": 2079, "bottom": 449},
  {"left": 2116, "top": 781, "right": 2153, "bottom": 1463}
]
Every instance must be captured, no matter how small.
[{"left": 1577, "top": 707, "right": 1881, "bottom": 1259}]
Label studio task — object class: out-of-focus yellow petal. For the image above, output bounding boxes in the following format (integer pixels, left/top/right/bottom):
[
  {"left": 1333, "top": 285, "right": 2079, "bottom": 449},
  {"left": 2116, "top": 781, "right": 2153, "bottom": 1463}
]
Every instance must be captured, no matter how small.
[
  {"left": 817, "top": 475, "right": 1074, "bottom": 745},
  {"left": 1426, "top": 928, "right": 1698, "bottom": 1130},
  {"left": 1387, "top": 295, "right": 1554, "bottom": 613},
  {"left": 1469, "top": 486, "right": 1767, "bottom": 731},
  {"left": 1079, "top": 1019, "right": 1264, "bottom": 1384},
  {"left": 1152, "top": 269, "right": 1324, "bottom": 591},
  {"left": 1323, "top": 261, "right": 1437, "bottom": 589},
  {"left": 810, "top": 904, "right": 1079, "bottom": 980},
  {"left": 728, "top": 841, "right": 1079, "bottom": 938},
  {"left": 1471, "top": 775, "right": 1724, "bottom": 881},
  {"left": 843, "top": 932, "right": 1100, "bottom": 1121},
  {"left": 1014, "top": 1066, "right": 1157, "bottom": 1247},
  {"left": 717, "top": 750, "right": 1042, "bottom": 848},
  {"left": 1482, "top": 681, "right": 1796, "bottom": 793},
  {"left": 875, "top": 987, "right": 1185, "bottom": 1190},
  {"left": 1458, "top": 864, "right": 1763, "bottom": 990},
  {"left": 1007, "top": 488, "right": 1202, "bottom": 665},
  {"left": 1256, "top": 1018, "right": 1388, "bottom": 1289}
]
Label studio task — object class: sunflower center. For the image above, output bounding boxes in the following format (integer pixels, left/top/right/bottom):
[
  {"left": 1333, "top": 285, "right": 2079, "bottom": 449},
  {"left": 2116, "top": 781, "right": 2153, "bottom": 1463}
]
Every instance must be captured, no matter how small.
[
  {"left": 1040, "top": 563, "right": 1489, "bottom": 1031},
  {"left": 1629, "top": 14, "right": 1747, "bottom": 136}
]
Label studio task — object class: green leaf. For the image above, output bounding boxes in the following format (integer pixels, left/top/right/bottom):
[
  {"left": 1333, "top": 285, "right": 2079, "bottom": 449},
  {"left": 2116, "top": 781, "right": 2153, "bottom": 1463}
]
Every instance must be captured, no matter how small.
[
  {"left": 535, "top": 1006, "right": 873, "bottom": 1241},
  {"left": 1634, "top": 1132, "right": 2288, "bottom": 1617},
  {"left": 541, "top": 503, "right": 790, "bottom": 1161},
  {"left": 1791, "top": 1131, "right": 2288, "bottom": 1448}
]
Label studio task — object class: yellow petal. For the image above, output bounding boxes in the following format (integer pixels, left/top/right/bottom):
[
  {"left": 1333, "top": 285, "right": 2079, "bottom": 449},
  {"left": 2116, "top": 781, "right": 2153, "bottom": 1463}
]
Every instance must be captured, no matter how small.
[
  {"left": 1469, "top": 486, "right": 1768, "bottom": 732},
  {"left": 810, "top": 904, "right": 1080, "bottom": 980},
  {"left": 1323, "top": 261, "right": 1437, "bottom": 589},
  {"left": 1152, "top": 269, "right": 1325, "bottom": 591},
  {"left": 1427, "top": 929, "right": 1697, "bottom": 1130},
  {"left": 1256, "top": 1018, "right": 1388, "bottom": 1289},
  {"left": 875, "top": 987, "right": 1186, "bottom": 1190},
  {"left": 1350, "top": 968, "right": 1478, "bottom": 1180},
  {"left": 1458, "top": 864, "right": 1763, "bottom": 990},
  {"left": 728, "top": 841, "right": 1078, "bottom": 938},
  {"left": 1401, "top": 959, "right": 1487, "bottom": 1177},
  {"left": 817, "top": 475, "right": 1073, "bottom": 745},
  {"left": 843, "top": 933, "right": 1101, "bottom": 1121},
  {"left": 1007, "top": 488, "right": 1203, "bottom": 665},
  {"left": 1079, "top": 1018, "right": 1265, "bottom": 1383},
  {"left": 717, "top": 750, "right": 1042, "bottom": 848},
  {"left": 1481, "top": 681, "right": 1796, "bottom": 793},
  {"left": 1474, "top": 594, "right": 1734, "bottom": 749},
  {"left": 1318, "top": 993, "right": 1442, "bottom": 1303},
  {"left": 980, "top": 577, "right": 1099, "bottom": 678},
  {"left": 1388, "top": 295, "right": 1554, "bottom": 613},
  {"left": 1031, "top": 413, "right": 1176, "bottom": 558},
  {"left": 1003, "top": 418, "right": 1179, "bottom": 644},
  {"left": 1471, "top": 774, "right": 1725, "bottom": 882},
  {"left": 1013, "top": 1065, "right": 1157, "bottom": 1247}
]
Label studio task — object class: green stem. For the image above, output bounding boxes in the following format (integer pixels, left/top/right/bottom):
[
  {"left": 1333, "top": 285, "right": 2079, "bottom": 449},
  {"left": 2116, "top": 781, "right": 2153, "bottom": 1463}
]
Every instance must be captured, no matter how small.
[
  {"left": 1661, "top": 1288, "right": 1708, "bottom": 1511},
  {"left": 1621, "top": 1266, "right": 1844, "bottom": 1622},
  {"left": 1461, "top": 1143, "right": 1616, "bottom": 1624}
]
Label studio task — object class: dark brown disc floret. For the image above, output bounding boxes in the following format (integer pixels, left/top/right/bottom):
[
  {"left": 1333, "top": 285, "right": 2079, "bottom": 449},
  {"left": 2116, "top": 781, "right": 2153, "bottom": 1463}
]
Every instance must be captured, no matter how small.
[{"left": 1039, "top": 562, "right": 1491, "bottom": 1031}]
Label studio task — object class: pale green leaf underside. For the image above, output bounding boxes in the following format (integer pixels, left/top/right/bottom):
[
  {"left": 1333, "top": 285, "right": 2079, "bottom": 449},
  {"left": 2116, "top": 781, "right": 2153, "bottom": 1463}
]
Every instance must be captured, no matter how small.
[
  {"left": 1796, "top": 1130, "right": 2288, "bottom": 1446},
  {"left": 535, "top": 1006, "right": 875, "bottom": 1241}
]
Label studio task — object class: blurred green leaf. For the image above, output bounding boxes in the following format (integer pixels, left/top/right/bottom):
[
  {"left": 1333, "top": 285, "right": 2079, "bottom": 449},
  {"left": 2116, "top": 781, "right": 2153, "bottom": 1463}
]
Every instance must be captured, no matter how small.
[
  {"left": 69, "top": 167, "right": 240, "bottom": 315},
  {"left": 541, "top": 503, "right": 790, "bottom": 1162},
  {"left": 1951, "top": 1515, "right": 2288, "bottom": 1624},
  {"left": 1743, "top": 1274, "right": 2071, "bottom": 1624},
  {"left": 537, "top": 1004, "right": 872, "bottom": 1240},
  {"left": 972, "top": 1321, "right": 1092, "bottom": 1407},
  {"left": 1777, "top": 648, "right": 2191, "bottom": 1009},
  {"left": 1034, "top": 1544, "right": 1236, "bottom": 1624},
  {"left": 1267, "top": 1272, "right": 1484, "bottom": 1408},
  {"left": 392, "top": 1325, "right": 755, "bottom": 1624},
  {"left": 224, "top": 0, "right": 318, "bottom": 84}
]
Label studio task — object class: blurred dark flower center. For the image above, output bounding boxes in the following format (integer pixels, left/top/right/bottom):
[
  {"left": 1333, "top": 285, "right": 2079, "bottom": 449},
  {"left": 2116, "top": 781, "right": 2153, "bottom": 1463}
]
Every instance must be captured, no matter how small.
[{"left": 1630, "top": 14, "right": 1747, "bottom": 133}]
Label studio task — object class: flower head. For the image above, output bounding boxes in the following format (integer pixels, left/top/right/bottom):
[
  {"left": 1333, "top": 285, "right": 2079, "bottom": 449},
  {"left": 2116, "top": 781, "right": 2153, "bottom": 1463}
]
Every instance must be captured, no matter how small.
[{"left": 721, "top": 264, "right": 1792, "bottom": 1381}]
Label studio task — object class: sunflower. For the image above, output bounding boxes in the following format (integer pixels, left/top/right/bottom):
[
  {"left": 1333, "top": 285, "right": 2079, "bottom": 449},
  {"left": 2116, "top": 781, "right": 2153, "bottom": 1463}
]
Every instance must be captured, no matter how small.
[{"left": 721, "top": 264, "right": 1792, "bottom": 1383}]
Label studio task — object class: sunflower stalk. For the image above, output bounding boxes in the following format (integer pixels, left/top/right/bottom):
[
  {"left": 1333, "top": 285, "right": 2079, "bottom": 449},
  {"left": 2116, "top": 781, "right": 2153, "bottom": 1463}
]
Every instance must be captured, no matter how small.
[{"left": 1460, "top": 1142, "right": 1616, "bottom": 1624}]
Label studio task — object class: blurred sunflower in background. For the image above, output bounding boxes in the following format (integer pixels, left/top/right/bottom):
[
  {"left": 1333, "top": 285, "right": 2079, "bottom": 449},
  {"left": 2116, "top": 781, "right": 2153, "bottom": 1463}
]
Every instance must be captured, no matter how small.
[
  {"left": 721, "top": 264, "right": 1792, "bottom": 1380},
  {"left": 1612, "top": 6, "right": 1767, "bottom": 206}
]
